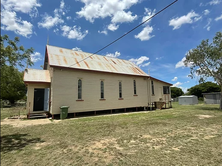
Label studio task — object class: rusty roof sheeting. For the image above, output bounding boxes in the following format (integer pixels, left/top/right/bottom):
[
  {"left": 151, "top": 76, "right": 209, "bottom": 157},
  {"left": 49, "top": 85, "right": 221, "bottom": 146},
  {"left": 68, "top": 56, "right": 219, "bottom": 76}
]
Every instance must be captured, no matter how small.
[
  {"left": 46, "top": 45, "right": 148, "bottom": 77},
  {"left": 23, "top": 69, "right": 51, "bottom": 83}
]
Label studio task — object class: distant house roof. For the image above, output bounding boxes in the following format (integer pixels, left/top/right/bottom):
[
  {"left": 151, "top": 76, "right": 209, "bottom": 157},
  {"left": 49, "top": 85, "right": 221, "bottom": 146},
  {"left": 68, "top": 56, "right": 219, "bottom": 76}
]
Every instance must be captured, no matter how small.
[
  {"left": 46, "top": 45, "right": 148, "bottom": 77},
  {"left": 23, "top": 69, "right": 51, "bottom": 83}
]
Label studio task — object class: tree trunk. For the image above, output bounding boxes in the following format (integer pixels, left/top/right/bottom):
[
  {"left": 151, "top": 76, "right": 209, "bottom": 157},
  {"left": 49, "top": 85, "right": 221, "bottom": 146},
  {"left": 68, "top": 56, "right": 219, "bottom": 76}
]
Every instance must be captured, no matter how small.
[{"left": 9, "top": 99, "right": 15, "bottom": 106}]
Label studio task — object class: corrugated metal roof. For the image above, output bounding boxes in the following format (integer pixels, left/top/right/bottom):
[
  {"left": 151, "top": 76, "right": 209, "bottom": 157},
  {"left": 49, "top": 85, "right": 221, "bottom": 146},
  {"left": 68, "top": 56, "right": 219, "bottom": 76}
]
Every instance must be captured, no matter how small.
[
  {"left": 46, "top": 45, "right": 148, "bottom": 77},
  {"left": 24, "top": 69, "right": 51, "bottom": 83}
]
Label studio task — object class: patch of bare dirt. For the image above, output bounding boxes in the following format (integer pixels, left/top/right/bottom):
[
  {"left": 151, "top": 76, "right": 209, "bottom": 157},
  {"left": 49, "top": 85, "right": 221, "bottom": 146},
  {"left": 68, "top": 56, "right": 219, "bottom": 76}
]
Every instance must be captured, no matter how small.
[
  {"left": 204, "top": 135, "right": 216, "bottom": 140},
  {"left": 34, "top": 142, "right": 51, "bottom": 150},
  {"left": 196, "top": 115, "right": 215, "bottom": 119},
  {"left": 172, "top": 147, "right": 181, "bottom": 151},
  {"left": 79, "top": 138, "right": 122, "bottom": 163},
  {"left": 1, "top": 118, "right": 60, "bottom": 127}
]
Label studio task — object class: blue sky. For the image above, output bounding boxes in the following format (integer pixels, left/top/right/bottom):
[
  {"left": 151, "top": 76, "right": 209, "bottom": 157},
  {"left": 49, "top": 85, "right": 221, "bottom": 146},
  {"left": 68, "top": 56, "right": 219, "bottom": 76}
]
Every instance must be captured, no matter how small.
[{"left": 1, "top": 0, "right": 222, "bottom": 92}]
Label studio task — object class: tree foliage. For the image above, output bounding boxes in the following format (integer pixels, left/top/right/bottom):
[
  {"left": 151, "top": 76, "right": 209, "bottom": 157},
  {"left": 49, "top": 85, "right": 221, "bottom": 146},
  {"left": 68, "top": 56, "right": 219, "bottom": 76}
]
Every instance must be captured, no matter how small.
[
  {"left": 1, "top": 35, "right": 34, "bottom": 104},
  {"left": 187, "top": 82, "right": 221, "bottom": 98},
  {"left": 171, "top": 87, "right": 184, "bottom": 98},
  {"left": 1, "top": 35, "right": 34, "bottom": 68},
  {"left": 1, "top": 66, "right": 26, "bottom": 104},
  {"left": 184, "top": 32, "right": 222, "bottom": 109}
]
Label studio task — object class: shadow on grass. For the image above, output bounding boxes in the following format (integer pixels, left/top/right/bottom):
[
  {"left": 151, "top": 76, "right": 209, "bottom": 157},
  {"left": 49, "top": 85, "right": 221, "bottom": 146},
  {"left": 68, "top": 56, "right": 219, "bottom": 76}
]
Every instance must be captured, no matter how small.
[
  {"left": 196, "top": 106, "right": 221, "bottom": 111},
  {"left": 1, "top": 134, "right": 43, "bottom": 153}
]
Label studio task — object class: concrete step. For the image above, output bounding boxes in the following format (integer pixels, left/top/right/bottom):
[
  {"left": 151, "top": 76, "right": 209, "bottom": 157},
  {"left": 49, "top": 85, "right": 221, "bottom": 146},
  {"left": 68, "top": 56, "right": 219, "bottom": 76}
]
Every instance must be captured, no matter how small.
[{"left": 28, "top": 113, "right": 48, "bottom": 119}]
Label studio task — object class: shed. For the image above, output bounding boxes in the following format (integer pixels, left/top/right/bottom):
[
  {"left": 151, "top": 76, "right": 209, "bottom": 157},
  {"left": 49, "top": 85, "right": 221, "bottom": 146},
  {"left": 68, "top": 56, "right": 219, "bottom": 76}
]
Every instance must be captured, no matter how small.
[
  {"left": 202, "top": 92, "right": 221, "bottom": 104},
  {"left": 178, "top": 95, "right": 198, "bottom": 105}
]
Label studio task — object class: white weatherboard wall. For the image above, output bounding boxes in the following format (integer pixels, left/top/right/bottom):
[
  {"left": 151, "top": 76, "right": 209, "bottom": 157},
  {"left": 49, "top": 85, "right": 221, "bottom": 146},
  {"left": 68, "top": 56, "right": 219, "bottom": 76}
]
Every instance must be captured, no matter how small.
[
  {"left": 150, "top": 80, "right": 171, "bottom": 103},
  {"left": 50, "top": 67, "right": 171, "bottom": 114},
  {"left": 50, "top": 68, "right": 149, "bottom": 114},
  {"left": 179, "top": 95, "right": 198, "bottom": 105}
]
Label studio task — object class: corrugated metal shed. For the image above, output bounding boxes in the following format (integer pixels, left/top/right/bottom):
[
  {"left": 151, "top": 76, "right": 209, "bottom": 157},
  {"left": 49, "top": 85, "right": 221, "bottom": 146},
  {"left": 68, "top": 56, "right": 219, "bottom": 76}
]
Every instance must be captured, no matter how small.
[
  {"left": 202, "top": 92, "right": 221, "bottom": 104},
  {"left": 178, "top": 95, "right": 198, "bottom": 105},
  {"left": 24, "top": 69, "right": 51, "bottom": 83},
  {"left": 46, "top": 45, "right": 148, "bottom": 77}
]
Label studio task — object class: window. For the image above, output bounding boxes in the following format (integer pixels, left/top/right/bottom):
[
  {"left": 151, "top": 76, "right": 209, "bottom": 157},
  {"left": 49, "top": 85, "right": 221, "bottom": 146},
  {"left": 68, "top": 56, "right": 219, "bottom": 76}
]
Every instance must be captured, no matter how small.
[
  {"left": 151, "top": 81, "right": 154, "bottom": 95},
  {"left": 78, "top": 79, "right": 82, "bottom": 99},
  {"left": 133, "top": 80, "right": 136, "bottom": 95},
  {"left": 101, "top": 80, "right": 104, "bottom": 99},
  {"left": 119, "top": 81, "right": 122, "bottom": 98},
  {"left": 163, "top": 86, "right": 170, "bottom": 94}
]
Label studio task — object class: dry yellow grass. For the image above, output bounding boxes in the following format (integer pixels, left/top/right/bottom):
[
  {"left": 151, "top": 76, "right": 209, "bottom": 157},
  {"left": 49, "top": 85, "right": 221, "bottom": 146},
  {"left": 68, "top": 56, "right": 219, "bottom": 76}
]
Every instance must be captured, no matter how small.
[{"left": 1, "top": 103, "right": 222, "bottom": 165}]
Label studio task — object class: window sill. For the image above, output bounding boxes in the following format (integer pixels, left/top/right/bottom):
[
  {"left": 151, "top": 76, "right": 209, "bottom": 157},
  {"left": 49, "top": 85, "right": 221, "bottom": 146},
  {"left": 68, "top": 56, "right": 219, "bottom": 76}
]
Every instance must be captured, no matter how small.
[
  {"left": 133, "top": 94, "right": 138, "bottom": 96},
  {"left": 76, "top": 99, "right": 84, "bottom": 101},
  {"left": 118, "top": 98, "right": 124, "bottom": 100},
  {"left": 152, "top": 94, "right": 155, "bottom": 96},
  {"left": 99, "top": 99, "right": 106, "bottom": 101}
]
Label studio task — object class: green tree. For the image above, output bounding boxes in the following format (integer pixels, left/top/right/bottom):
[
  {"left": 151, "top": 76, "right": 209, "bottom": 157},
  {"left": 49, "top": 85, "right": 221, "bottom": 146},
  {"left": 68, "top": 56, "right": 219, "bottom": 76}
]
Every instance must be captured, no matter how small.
[
  {"left": 171, "top": 87, "right": 184, "bottom": 98},
  {"left": 184, "top": 32, "right": 222, "bottom": 109},
  {"left": 1, "top": 66, "right": 26, "bottom": 104},
  {"left": 187, "top": 82, "right": 221, "bottom": 98},
  {"left": 1, "top": 35, "right": 34, "bottom": 104}
]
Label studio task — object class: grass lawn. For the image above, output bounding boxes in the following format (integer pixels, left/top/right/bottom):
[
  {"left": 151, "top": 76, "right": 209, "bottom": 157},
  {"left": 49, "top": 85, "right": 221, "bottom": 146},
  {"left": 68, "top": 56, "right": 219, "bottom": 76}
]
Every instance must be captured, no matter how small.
[{"left": 1, "top": 103, "right": 222, "bottom": 166}]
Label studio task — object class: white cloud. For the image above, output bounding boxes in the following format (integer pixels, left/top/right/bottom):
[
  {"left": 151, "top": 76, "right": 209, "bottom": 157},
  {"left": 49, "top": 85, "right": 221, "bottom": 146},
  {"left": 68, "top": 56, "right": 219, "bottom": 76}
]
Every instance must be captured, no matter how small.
[
  {"left": 38, "top": 0, "right": 66, "bottom": 29},
  {"left": 98, "top": 30, "right": 108, "bottom": 35},
  {"left": 140, "top": 62, "right": 150, "bottom": 67},
  {"left": 76, "top": 0, "right": 138, "bottom": 31},
  {"left": 53, "top": 28, "right": 59, "bottom": 33},
  {"left": 60, "top": 0, "right": 65, "bottom": 9},
  {"left": 1, "top": 0, "right": 41, "bottom": 16},
  {"left": 1, "top": 0, "right": 41, "bottom": 37},
  {"left": 38, "top": 14, "right": 64, "bottom": 29},
  {"left": 61, "top": 25, "right": 88, "bottom": 40},
  {"left": 1, "top": 10, "right": 33, "bottom": 37},
  {"left": 135, "top": 26, "right": 154, "bottom": 41},
  {"left": 203, "top": 9, "right": 210, "bottom": 15},
  {"left": 175, "top": 55, "right": 193, "bottom": 68},
  {"left": 215, "top": 14, "right": 222, "bottom": 21},
  {"left": 155, "top": 57, "right": 163, "bottom": 60},
  {"left": 135, "top": 8, "right": 155, "bottom": 41},
  {"left": 142, "top": 8, "right": 156, "bottom": 24},
  {"left": 175, "top": 57, "right": 186, "bottom": 68},
  {"left": 184, "top": 81, "right": 190, "bottom": 83},
  {"left": 181, "top": 87, "right": 188, "bottom": 93},
  {"left": 106, "top": 51, "right": 121, "bottom": 58},
  {"left": 199, "top": 3, "right": 204, "bottom": 6},
  {"left": 66, "top": 16, "right": 71, "bottom": 20},
  {"left": 169, "top": 11, "right": 201, "bottom": 30},
  {"left": 204, "top": 18, "right": 212, "bottom": 31},
  {"left": 129, "top": 56, "right": 150, "bottom": 67},
  {"left": 31, "top": 52, "right": 42, "bottom": 62},
  {"left": 172, "top": 82, "right": 183, "bottom": 87},
  {"left": 111, "top": 11, "right": 137, "bottom": 23},
  {"left": 209, "top": 0, "right": 221, "bottom": 5},
  {"left": 72, "top": 47, "right": 82, "bottom": 52},
  {"left": 172, "top": 77, "right": 178, "bottom": 81},
  {"left": 76, "top": 0, "right": 139, "bottom": 22},
  {"left": 108, "top": 23, "right": 119, "bottom": 31}
]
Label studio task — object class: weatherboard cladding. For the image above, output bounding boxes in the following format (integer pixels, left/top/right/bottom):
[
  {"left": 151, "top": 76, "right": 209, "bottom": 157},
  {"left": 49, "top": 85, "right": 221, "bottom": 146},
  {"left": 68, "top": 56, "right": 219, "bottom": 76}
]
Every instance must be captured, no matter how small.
[
  {"left": 24, "top": 69, "right": 51, "bottom": 83},
  {"left": 46, "top": 45, "right": 148, "bottom": 77}
]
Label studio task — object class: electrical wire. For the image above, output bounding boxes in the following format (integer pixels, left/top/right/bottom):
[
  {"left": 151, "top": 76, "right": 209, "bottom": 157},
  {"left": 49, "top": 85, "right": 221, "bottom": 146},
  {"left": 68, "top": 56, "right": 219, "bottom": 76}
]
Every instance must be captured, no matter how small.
[{"left": 69, "top": 0, "right": 178, "bottom": 67}]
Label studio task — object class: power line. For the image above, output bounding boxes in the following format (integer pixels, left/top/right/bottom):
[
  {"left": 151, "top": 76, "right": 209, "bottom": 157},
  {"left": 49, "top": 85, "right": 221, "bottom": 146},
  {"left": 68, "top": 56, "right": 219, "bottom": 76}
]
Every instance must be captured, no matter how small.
[{"left": 69, "top": 0, "right": 178, "bottom": 67}]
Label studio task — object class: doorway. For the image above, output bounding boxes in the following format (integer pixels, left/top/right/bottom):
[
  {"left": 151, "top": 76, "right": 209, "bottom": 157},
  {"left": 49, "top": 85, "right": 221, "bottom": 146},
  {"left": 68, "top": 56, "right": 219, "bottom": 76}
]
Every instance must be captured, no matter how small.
[{"left": 33, "top": 89, "right": 45, "bottom": 111}]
